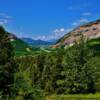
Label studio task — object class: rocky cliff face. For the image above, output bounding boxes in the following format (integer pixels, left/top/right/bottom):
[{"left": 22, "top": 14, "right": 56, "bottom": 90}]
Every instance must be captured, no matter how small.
[{"left": 53, "top": 19, "right": 100, "bottom": 48}]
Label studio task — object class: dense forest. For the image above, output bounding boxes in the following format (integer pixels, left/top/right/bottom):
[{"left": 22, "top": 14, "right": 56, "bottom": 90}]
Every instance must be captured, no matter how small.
[{"left": 0, "top": 26, "right": 100, "bottom": 99}]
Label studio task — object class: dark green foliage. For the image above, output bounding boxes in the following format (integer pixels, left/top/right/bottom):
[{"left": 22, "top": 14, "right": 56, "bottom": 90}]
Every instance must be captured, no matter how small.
[
  {"left": 0, "top": 26, "right": 17, "bottom": 96},
  {"left": 86, "top": 57, "right": 100, "bottom": 92},
  {"left": 87, "top": 37, "right": 100, "bottom": 56},
  {"left": 13, "top": 54, "right": 46, "bottom": 100},
  {"left": 15, "top": 36, "right": 100, "bottom": 95},
  {"left": 63, "top": 36, "right": 95, "bottom": 94},
  {"left": 1, "top": 26, "right": 100, "bottom": 99},
  {"left": 13, "top": 71, "right": 45, "bottom": 100},
  {"left": 11, "top": 38, "right": 41, "bottom": 56},
  {"left": 0, "top": 27, "right": 45, "bottom": 100}
]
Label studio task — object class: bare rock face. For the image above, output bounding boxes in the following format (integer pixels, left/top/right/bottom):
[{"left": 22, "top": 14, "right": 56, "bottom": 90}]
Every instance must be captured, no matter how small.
[{"left": 53, "top": 19, "right": 100, "bottom": 48}]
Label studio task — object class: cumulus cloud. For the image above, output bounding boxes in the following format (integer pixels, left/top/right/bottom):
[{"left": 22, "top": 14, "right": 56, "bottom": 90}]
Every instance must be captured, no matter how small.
[
  {"left": 53, "top": 28, "right": 65, "bottom": 33},
  {"left": 60, "top": 28, "right": 65, "bottom": 32},
  {"left": 0, "top": 12, "right": 12, "bottom": 25},
  {"left": 53, "top": 28, "right": 69, "bottom": 36},
  {"left": 32, "top": 28, "right": 72, "bottom": 41}
]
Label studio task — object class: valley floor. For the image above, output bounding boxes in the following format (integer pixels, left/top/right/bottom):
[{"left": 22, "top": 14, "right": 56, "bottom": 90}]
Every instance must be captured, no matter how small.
[{"left": 46, "top": 93, "right": 100, "bottom": 100}]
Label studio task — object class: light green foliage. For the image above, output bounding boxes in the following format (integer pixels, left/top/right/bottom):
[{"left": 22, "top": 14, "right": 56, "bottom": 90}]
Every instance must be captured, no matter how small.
[
  {"left": 16, "top": 36, "right": 100, "bottom": 95},
  {"left": 14, "top": 71, "right": 45, "bottom": 100},
  {"left": 11, "top": 38, "right": 41, "bottom": 57},
  {"left": 63, "top": 36, "right": 95, "bottom": 94}
]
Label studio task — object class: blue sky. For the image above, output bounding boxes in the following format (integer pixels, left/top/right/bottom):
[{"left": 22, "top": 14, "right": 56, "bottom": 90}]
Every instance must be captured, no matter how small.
[{"left": 0, "top": 0, "right": 100, "bottom": 40}]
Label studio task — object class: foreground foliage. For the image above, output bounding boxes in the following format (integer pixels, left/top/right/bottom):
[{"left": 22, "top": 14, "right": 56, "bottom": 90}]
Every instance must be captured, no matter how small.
[
  {"left": 0, "top": 26, "right": 100, "bottom": 99},
  {"left": 0, "top": 27, "right": 18, "bottom": 98},
  {"left": 0, "top": 26, "right": 45, "bottom": 100},
  {"left": 16, "top": 37, "right": 100, "bottom": 95}
]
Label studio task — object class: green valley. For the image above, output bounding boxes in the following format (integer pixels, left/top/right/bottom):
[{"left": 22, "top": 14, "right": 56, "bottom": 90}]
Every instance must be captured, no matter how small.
[{"left": 0, "top": 19, "right": 100, "bottom": 100}]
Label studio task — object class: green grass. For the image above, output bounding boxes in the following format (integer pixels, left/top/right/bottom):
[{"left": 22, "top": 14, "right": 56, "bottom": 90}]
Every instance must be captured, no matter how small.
[
  {"left": 46, "top": 93, "right": 100, "bottom": 100},
  {"left": 88, "top": 37, "right": 100, "bottom": 45},
  {"left": 12, "top": 37, "right": 100, "bottom": 57},
  {"left": 87, "top": 38, "right": 100, "bottom": 56},
  {"left": 11, "top": 38, "right": 41, "bottom": 56},
  {"left": 11, "top": 38, "right": 56, "bottom": 57}
]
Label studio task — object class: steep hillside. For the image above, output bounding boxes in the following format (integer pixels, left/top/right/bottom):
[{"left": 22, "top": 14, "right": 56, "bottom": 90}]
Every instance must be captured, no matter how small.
[
  {"left": 53, "top": 19, "right": 100, "bottom": 48},
  {"left": 9, "top": 34, "right": 40, "bottom": 56}
]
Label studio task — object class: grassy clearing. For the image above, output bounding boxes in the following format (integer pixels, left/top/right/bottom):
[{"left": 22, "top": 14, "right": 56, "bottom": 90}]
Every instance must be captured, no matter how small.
[
  {"left": 46, "top": 93, "right": 100, "bottom": 100},
  {"left": 88, "top": 38, "right": 100, "bottom": 45}
]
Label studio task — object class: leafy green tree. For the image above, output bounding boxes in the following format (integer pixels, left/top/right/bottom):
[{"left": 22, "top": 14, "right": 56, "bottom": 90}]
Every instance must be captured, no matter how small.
[
  {"left": 86, "top": 57, "right": 100, "bottom": 92},
  {"left": 53, "top": 48, "right": 66, "bottom": 94},
  {"left": 14, "top": 71, "right": 45, "bottom": 100},
  {"left": 0, "top": 26, "right": 17, "bottom": 96},
  {"left": 15, "top": 55, "right": 46, "bottom": 100},
  {"left": 41, "top": 53, "right": 55, "bottom": 93},
  {"left": 63, "top": 36, "right": 94, "bottom": 94}
]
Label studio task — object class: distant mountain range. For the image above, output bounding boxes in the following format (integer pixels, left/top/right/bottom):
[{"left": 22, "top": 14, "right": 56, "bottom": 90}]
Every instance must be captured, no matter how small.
[
  {"left": 21, "top": 38, "right": 55, "bottom": 46},
  {"left": 8, "top": 19, "right": 100, "bottom": 51},
  {"left": 8, "top": 34, "right": 56, "bottom": 56},
  {"left": 53, "top": 19, "right": 100, "bottom": 48},
  {"left": 1, "top": 19, "right": 100, "bottom": 56}
]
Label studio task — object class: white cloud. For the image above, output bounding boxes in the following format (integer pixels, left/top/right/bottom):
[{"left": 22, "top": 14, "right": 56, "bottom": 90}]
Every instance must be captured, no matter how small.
[
  {"left": 72, "top": 18, "right": 89, "bottom": 26},
  {"left": 82, "top": 12, "right": 92, "bottom": 16},
  {"left": 53, "top": 28, "right": 71, "bottom": 38},
  {"left": 53, "top": 28, "right": 65, "bottom": 33},
  {"left": 54, "top": 29, "right": 59, "bottom": 33},
  {"left": 72, "top": 22, "right": 78, "bottom": 26},
  {"left": 34, "top": 35, "right": 46, "bottom": 40},
  {"left": 60, "top": 28, "right": 65, "bottom": 32},
  {"left": 32, "top": 28, "right": 72, "bottom": 41},
  {"left": 0, "top": 19, "right": 8, "bottom": 25},
  {"left": 79, "top": 18, "right": 88, "bottom": 23},
  {"left": 0, "top": 12, "right": 12, "bottom": 25}
]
